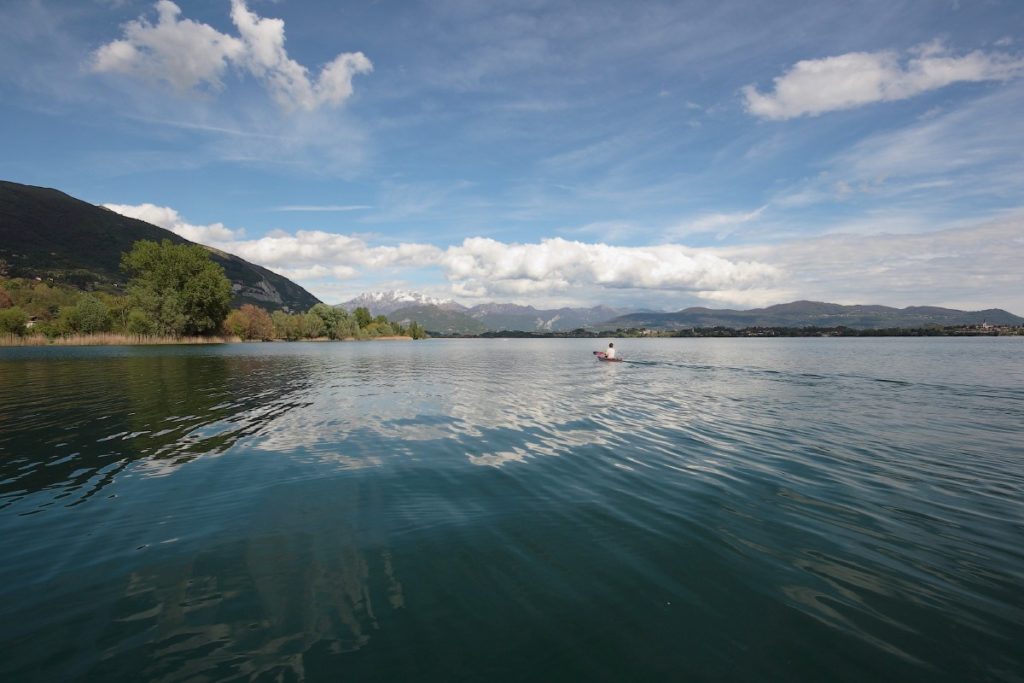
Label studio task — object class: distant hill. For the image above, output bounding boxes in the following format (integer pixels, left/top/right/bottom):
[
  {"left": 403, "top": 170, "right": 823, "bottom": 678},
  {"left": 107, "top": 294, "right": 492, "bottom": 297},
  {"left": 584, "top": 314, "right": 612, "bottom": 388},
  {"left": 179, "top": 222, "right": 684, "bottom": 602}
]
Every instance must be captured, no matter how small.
[
  {"left": 339, "top": 291, "right": 632, "bottom": 332},
  {"left": 602, "top": 300, "right": 1024, "bottom": 330},
  {"left": 0, "top": 180, "right": 320, "bottom": 312},
  {"left": 339, "top": 290, "right": 465, "bottom": 315},
  {"left": 344, "top": 291, "right": 1024, "bottom": 333},
  {"left": 468, "top": 303, "right": 630, "bottom": 332},
  {"left": 389, "top": 304, "right": 487, "bottom": 335}
]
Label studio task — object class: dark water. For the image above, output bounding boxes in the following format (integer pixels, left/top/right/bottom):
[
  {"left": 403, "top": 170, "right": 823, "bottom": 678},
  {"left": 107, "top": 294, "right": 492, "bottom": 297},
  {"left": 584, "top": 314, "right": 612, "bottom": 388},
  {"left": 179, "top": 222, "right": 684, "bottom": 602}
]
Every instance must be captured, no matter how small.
[{"left": 1, "top": 338, "right": 1022, "bottom": 682}]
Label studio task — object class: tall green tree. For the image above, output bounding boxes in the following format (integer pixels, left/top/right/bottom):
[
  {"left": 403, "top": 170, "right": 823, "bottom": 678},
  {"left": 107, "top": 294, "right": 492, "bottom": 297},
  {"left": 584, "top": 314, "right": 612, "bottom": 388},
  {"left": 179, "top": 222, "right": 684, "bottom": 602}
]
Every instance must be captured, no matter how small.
[
  {"left": 59, "top": 295, "right": 110, "bottom": 334},
  {"left": 309, "top": 303, "right": 341, "bottom": 337},
  {"left": 103, "top": 294, "right": 133, "bottom": 333},
  {"left": 300, "top": 311, "right": 327, "bottom": 338},
  {"left": 0, "top": 306, "right": 28, "bottom": 335},
  {"left": 407, "top": 321, "right": 428, "bottom": 340},
  {"left": 272, "top": 310, "right": 297, "bottom": 340},
  {"left": 309, "top": 304, "right": 358, "bottom": 339},
  {"left": 121, "top": 240, "right": 232, "bottom": 336},
  {"left": 353, "top": 306, "right": 372, "bottom": 329}
]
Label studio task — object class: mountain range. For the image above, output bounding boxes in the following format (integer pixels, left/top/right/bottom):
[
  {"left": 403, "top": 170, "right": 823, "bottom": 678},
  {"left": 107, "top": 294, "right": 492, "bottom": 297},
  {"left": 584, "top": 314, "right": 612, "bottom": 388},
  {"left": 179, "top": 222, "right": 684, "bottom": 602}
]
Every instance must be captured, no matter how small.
[
  {"left": 344, "top": 291, "right": 1024, "bottom": 333},
  {"left": 388, "top": 304, "right": 488, "bottom": 335},
  {"left": 0, "top": 180, "right": 320, "bottom": 312},
  {"left": 465, "top": 303, "right": 631, "bottom": 332},
  {"left": 605, "top": 301, "right": 1024, "bottom": 330},
  {"left": 338, "top": 290, "right": 462, "bottom": 315},
  {"left": 340, "top": 292, "right": 633, "bottom": 333}
]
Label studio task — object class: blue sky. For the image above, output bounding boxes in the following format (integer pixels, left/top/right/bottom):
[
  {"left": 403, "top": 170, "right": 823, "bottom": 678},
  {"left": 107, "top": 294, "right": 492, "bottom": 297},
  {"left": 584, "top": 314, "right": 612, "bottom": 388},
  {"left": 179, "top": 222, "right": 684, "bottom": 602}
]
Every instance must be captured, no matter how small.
[{"left": 2, "top": 0, "right": 1022, "bottom": 311}]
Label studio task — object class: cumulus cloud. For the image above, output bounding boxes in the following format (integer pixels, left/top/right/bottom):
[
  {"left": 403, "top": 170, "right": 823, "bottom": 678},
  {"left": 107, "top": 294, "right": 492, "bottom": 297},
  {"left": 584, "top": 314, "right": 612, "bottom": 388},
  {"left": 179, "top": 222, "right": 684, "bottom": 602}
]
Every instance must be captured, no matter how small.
[
  {"left": 102, "top": 202, "right": 1024, "bottom": 312},
  {"left": 104, "top": 202, "right": 245, "bottom": 243},
  {"left": 743, "top": 41, "right": 1024, "bottom": 119},
  {"left": 102, "top": 203, "right": 782, "bottom": 300},
  {"left": 227, "top": 0, "right": 372, "bottom": 110},
  {"left": 227, "top": 231, "right": 443, "bottom": 271},
  {"left": 270, "top": 265, "right": 360, "bottom": 281},
  {"left": 92, "top": 0, "right": 372, "bottom": 110},
  {"left": 92, "top": 1, "right": 244, "bottom": 91},
  {"left": 440, "top": 237, "right": 781, "bottom": 298}
]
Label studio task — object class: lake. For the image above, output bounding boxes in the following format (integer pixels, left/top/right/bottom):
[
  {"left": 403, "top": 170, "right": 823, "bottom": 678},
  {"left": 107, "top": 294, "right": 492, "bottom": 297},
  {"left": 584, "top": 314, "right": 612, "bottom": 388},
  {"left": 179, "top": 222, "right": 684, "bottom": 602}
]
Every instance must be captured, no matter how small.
[{"left": 1, "top": 338, "right": 1022, "bottom": 682}]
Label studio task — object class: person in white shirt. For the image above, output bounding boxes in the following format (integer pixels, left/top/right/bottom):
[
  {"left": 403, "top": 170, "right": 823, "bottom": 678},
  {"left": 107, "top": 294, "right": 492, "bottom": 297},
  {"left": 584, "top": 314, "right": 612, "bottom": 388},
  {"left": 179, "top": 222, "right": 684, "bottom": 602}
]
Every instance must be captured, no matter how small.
[{"left": 604, "top": 342, "right": 616, "bottom": 359}]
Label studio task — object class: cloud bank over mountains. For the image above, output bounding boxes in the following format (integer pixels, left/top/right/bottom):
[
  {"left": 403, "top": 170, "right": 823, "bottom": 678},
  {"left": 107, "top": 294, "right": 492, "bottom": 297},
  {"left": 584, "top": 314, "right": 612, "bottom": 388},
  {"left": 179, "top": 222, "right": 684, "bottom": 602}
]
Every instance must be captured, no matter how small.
[
  {"left": 92, "top": 0, "right": 372, "bottom": 110},
  {"left": 103, "top": 202, "right": 1024, "bottom": 312},
  {"left": 744, "top": 41, "right": 1024, "bottom": 119}
]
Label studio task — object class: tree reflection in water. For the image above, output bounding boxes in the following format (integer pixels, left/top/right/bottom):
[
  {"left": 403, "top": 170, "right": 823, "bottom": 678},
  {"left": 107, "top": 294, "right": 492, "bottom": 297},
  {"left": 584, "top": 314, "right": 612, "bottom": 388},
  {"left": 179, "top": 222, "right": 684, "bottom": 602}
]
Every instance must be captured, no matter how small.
[{"left": 0, "top": 350, "right": 315, "bottom": 511}]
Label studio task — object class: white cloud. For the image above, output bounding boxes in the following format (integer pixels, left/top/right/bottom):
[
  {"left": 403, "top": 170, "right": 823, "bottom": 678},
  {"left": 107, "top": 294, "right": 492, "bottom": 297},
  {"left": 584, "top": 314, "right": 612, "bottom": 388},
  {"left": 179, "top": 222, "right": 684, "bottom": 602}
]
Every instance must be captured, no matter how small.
[
  {"left": 440, "top": 237, "right": 781, "bottom": 298},
  {"left": 694, "top": 288, "right": 798, "bottom": 308},
  {"left": 225, "top": 231, "right": 443, "bottom": 271},
  {"left": 92, "top": 0, "right": 372, "bottom": 111},
  {"left": 227, "top": 0, "right": 372, "bottom": 110},
  {"left": 104, "top": 203, "right": 443, "bottom": 292},
  {"left": 103, "top": 202, "right": 245, "bottom": 243},
  {"left": 92, "top": 1, "right": 244, "bottom": 92},
  {"left": 105, "top": 202, "right": 1024, "bottom": 313},
  {"left": 743, "top": 41, "right": 1024, "bottom": 119},
  {"left": 102, "top": 203, "right": 782, "bottom": 301},
  {"left": 270, "top": 265, "right": 360, "bottom": 281}
]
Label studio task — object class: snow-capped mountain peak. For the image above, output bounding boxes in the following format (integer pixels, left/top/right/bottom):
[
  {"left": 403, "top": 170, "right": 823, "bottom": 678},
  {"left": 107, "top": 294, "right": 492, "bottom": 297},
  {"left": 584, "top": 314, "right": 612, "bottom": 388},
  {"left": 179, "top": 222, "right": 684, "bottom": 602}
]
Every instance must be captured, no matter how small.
[{"left": 338, "top": 290, "right": 464, "bottom": 315}]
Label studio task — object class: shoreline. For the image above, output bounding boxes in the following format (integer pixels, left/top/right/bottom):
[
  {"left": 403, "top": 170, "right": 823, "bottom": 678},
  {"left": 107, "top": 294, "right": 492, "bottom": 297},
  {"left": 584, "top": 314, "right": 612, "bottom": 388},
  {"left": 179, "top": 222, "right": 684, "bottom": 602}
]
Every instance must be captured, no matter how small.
[
  {"left": 5, "top": 330, "right": 1020, "bottom": 347},
  {"left": 0, "top": 334, "right": 416, "bottom": 347}
]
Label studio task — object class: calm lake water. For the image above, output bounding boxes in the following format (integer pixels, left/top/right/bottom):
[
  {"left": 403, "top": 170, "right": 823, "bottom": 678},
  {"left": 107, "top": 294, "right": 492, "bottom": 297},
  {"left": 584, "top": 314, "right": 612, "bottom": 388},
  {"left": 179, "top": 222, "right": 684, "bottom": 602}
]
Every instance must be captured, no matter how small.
[{"left": 1, "top": 338, "right": 1022, "bottom": 682}]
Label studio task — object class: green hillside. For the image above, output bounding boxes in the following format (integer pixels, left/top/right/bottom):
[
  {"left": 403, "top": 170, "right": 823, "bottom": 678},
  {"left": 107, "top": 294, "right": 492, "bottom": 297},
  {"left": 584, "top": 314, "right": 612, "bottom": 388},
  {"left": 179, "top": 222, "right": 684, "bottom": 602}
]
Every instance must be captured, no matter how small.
[
  {"left": 0, "top": 180, "right": 320, "bottom": 312},
  {"left": 389, "top": 304, "right": 487, "bottom": 335}
]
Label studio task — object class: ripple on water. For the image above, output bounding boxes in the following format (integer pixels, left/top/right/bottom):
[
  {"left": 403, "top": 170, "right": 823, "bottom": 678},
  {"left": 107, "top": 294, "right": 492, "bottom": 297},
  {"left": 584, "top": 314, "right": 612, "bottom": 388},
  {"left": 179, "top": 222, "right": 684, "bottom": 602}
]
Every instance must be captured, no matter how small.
[{"left": 1, "top": 338, "right": 1023, "bottom": 681}]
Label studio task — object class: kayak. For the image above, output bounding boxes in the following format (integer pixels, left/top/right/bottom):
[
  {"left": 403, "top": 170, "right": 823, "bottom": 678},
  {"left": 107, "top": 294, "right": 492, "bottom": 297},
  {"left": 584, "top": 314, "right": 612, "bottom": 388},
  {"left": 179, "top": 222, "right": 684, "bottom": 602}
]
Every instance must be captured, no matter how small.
[{"left": 593, "top": 351, "right": 623, "bottom": 362}]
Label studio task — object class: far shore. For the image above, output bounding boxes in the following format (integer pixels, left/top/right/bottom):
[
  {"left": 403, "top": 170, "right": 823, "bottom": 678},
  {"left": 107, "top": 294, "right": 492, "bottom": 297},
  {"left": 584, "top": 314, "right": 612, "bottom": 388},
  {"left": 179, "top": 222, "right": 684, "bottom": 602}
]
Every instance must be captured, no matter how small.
[
  {"left": 271, "top": 335, "right": 414, "bottom": 342},
  {"left": 0, "top": 333, "right": 416, "bottom": 347}
]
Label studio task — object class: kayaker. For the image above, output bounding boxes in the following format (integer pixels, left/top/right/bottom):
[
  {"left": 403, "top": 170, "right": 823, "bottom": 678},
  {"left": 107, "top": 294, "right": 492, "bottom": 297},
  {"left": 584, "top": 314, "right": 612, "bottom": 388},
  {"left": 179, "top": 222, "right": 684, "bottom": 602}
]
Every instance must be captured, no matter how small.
[{"left": 605, "top": 342, "right": 616, "bottom": 359}]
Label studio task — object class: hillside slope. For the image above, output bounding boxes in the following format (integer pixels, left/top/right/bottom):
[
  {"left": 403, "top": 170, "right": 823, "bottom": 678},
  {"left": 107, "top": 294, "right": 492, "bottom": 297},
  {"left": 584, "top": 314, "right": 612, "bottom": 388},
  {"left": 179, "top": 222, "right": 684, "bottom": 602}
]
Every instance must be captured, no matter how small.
[
  {"left": 468, "top": 303, "right": 628, "bottom": 332},
  {"left": 0, "top": 180, "right": 320, "bottom": 312},
  {"left": 389, "top": 304, "right": 487, "bottom": 335}
]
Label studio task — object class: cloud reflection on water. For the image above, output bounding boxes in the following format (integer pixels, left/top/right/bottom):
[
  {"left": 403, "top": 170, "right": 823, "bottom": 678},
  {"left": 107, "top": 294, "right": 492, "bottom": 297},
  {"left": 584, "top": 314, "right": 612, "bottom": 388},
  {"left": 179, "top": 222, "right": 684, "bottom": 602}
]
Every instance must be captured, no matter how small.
[{"left": 3, "top": 340, "right": 1022, "bottom": 681}]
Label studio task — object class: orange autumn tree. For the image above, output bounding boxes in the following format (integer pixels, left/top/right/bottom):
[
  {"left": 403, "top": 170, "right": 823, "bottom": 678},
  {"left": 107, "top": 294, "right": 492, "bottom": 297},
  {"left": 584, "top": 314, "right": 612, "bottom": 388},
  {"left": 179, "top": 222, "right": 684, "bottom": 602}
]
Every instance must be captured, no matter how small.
[{"left": 224, "top": 304, "right": 275, "bottom": 340}]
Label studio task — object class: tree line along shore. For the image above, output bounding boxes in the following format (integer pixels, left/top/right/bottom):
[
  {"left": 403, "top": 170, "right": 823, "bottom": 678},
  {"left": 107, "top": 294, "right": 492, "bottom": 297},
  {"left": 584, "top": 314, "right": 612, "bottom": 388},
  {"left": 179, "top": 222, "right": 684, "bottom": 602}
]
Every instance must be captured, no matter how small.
[
  {"left": 0, "top": 239, "right": 427, "bottom": 346},
  {"left": 432, "top": 325, "right": 1024, "bottom": 339}
]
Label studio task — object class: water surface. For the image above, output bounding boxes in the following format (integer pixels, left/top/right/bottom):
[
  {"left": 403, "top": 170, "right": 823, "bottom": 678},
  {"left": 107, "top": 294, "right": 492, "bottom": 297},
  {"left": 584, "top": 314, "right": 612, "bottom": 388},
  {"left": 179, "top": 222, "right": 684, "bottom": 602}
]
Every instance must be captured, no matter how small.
[{"left": 1, "top": 338, "right": 1022, "bottom": 681}]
